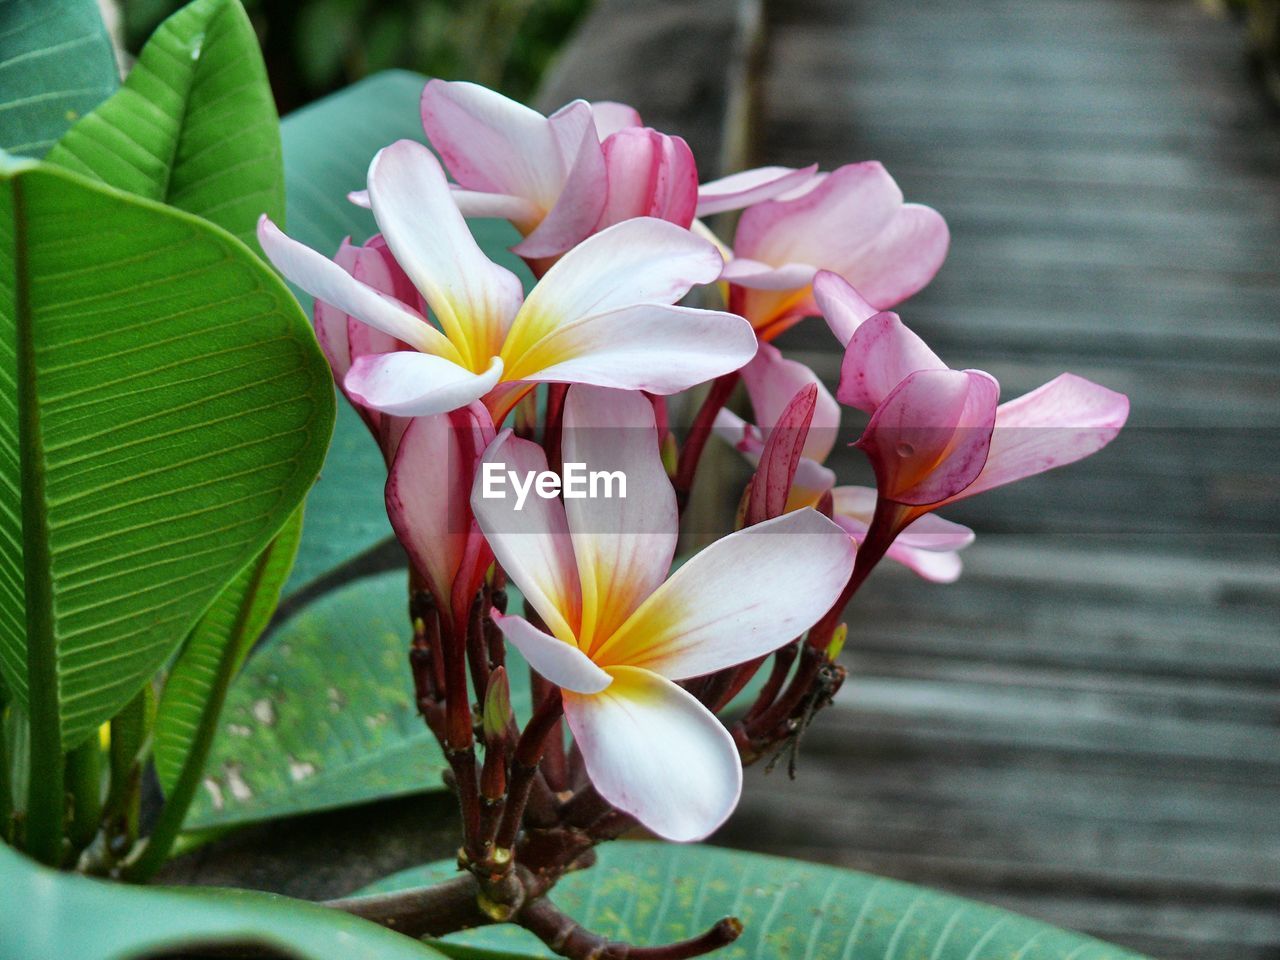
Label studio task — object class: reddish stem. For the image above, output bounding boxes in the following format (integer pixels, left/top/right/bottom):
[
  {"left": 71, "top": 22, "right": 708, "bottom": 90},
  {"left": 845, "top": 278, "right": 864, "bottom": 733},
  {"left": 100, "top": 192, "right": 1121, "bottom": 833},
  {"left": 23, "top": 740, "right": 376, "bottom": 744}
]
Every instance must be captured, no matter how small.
[
  {"left": 673, "top": 372, "right": 740, "bottom": 511},
  {"left": 494, "top": 688, "right": 565, "bottom": 852}
]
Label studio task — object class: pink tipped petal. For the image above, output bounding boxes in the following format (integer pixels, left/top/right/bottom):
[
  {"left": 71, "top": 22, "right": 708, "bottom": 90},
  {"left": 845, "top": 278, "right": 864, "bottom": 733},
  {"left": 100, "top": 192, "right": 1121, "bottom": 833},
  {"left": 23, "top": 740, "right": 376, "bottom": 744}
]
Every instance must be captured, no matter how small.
[
  {"left": 512, "top": 100, "right": 609, "bottom": 257},
  {"left": 837, "top": 311, "right": 946, "bottom": 413},
  {"left": 491, "top": 613, "right": 610, "bottom": 694},
  {"left": 747, "top": 384, "right": 818, "bottom": 524},
  {"left": 719, "top": 258, "right": 818, "bottom": 290},
  {"left": 508, "top": 303, "right": 757, "bottom": 395},
  {"left": 596, "top": 509, "right": 854, "bottom": 679},
  {"left": 733, "top": 162, "right": 904, "bottom": 272},
  {"left": 450, "top": 188, "right": 543, "bottom": 226},
  {"left": 813, "top": 270, "right": 879, "bottom": 347},
  {"left": 367, "top": 141, "right": 524, "bottom": 364},
  {"left": 560, "top": 387, "right": 678, "bottom": 650},
  {"left": 421, "top": 79, "right": 565, "bottom": 204},
  {"left": 886, "top": 544, "right": 963, "bottom": 583},
  {"left": 695, "top": 164, "right": 820, "bottom": 217},
  {"left": 257, "top": 216, "right": 453, "bottom": 358},
  {"left": 386, "top": 413, "right": 479, "bottom": 606},
  {"left": 590, "top": 100, "right": 643, "bottom": 139},
  {"left": 312, "top": 239, "right": 360, "bottom": 378},
  {"left": 564, "top": 666, "right": 741, "bottom": 842},
  {"left": 949, "top": 373, "right": 1131, "bottom": 503},
  {"left": 830, "top": 486, "right": 972, "bottom": 582},
  {"left": 838, "top": 203, "right": 950, "bottom": 309},
  {"left": 713, "top": 408, "right": 763, "bottom": 458},
  {"left": 741, "top": 342, "right": 839, "bottom": 463},
  {"left": 345, "top": 353, "right": 502, "bottom": 417},
  {"left": 857, "top": 368, "right": 1000, "bottom": 505},
  {"left": 470, "top": 432, "right": 582, "bottom": 643},
  {"left": 596, "top": 128, "right": 698, "bottom": 230}
]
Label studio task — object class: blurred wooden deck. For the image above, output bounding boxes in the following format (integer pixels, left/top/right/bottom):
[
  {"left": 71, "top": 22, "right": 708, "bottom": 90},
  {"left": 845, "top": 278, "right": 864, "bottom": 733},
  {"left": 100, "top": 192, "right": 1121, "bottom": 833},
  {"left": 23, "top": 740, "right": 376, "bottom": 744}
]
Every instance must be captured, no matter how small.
[{"left": 716, "top": 2, "right": 1280, "bottom": 958}]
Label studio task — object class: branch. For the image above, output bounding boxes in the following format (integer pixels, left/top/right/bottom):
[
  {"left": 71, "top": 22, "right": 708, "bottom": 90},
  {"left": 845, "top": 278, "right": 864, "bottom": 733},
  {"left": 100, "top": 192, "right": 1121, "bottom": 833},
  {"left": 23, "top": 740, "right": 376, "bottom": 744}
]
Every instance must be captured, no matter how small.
[
  {"left": 521, "top": 896, "right": 741, "bottom": 960},
  {"left": 323, "top": 875, "right": 493, "bottom": 939}
]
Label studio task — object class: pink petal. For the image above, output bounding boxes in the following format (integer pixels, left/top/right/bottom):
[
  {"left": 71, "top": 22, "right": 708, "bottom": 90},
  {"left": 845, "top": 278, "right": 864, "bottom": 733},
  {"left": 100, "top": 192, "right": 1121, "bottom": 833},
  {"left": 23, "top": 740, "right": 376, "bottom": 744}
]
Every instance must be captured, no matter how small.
[
  {"left": 831, "top": 485, "right": 972, "bottom": 582},
  {"left": 856, "top": 368, "right": 1000, "bottom": 505},
  {"left": 746, "top": 383, "right": 817, "bottom": 524},
  {"left": 564, "top": 665, "right": 741, "bottom": 842},
  {"left": 506, "top": 303, "right": 756, "bottom": 395},
  {"left": 345, "top": 353, "right": 502, "bottom": 417},
  {"left": 695, "top": 164, "right": 819, "bottom": 217},
  {"left": 812, "top": 269, "right": 881, "bottom": 347},
  {"left": 946, "top": 373, "right": 1130, "bottom": 503},
  {"left": 712, "top": 408, "right": 763, "bottom": 458},
  {"left": 560, "top": 387, "right": 678, "bottom": 651},
  {"left": 594, "top": 509, "right": 854, "bottom": 679},
  {"left": 590, "top": 100, "right": 643, "bottom": 139},
  {"left": 386, "top": 409, "right": 493, "bottom": 608},
  {"left": 367, "top": 140, "right": 524, "bottom": 364},
  {"left": 719, "top": 258, "right": 817, "bottom": 290},
  {"left": 450, "top": 188, "right": 543, "bottom": 227},
  {"left": 885, "top": 544, "right": 963, "bottom": 582},
  {"left": 257, "top": 216, "right": 453, "bottom": 358},
  {"left": 836, "top": 203, "right": 950, "bottom": 309},
  {"left": 469, "top": 431, "right": 582, "bottom": 643},
  {"left": 733, "top": 162, "right": 905, "bottom": 274},
  {"left": 420, "top": 79, "right": 566, "bottom": 204},
  {"left": 312, "top": 238, "right": 360, "bottom": 378},
  {"left": 491, "top": 612, "right": 610, "bottom": 694},
  {"left": 511, "top": 100, "right": 609, "bottom": 257},
  {"left": 741, "top": 342, "right": 839, "bottom": 463},
  {"left": 595, "top": 127, "right": 698, "bottom": 230},
  {"left": 836, "top": 310, "right": 946, "bottom": 413}
]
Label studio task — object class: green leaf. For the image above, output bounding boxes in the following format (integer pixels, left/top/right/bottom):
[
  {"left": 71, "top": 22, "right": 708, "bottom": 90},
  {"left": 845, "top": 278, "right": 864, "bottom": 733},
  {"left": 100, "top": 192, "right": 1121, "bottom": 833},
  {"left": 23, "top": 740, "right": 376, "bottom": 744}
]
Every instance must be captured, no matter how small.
[
  {"left": 45, "top": 0, "right": 283, "bottom": 249},
  {"left": 0, "top": 0, "right": 119, "bottom": 157},
  {"left": 0, "top": 840, "right": 447, "bottom": 960},
  {"left": 277, "top": 70, "right": 534, "bottom": 596},
  {"left": 154, "top": 506, "right": 305, "bottom": 793},
  {"left": 184, "top": 570, "right": 532, "bottom": 831},
  {"left": 363, "top": 843, "right": 1152, "bottom": 960},
  {"left": 0, "top": 157, "right": 335, "bottom": 758}
]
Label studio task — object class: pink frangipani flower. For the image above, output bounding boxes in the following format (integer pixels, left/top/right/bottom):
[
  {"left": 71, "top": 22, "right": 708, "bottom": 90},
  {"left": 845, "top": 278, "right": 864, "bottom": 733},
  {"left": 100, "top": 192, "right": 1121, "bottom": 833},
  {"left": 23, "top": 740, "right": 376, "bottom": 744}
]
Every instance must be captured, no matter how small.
[
  {"left": 471, "top": 386, "right": 854, "bottom": 841},
  {"left": 259, "top": 139, "right": 756, "bottom": 422},
  {"left": 816, "top": 270, "right": 1130, "bottom": 525},
  {"left": 715, "top": 342, "right": 974, "bottom": 582},
  {"left": 418, "top": 79, "right": 816, "bottom": 257},
  {"left": 723, "top": 163, "right": 949, "bottom": 340}
]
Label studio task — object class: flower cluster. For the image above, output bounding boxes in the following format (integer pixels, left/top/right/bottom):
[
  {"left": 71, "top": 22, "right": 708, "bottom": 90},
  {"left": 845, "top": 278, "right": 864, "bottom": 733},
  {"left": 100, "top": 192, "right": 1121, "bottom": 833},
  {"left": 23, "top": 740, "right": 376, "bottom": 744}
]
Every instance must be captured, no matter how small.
[{"left": 260, "top": 79, "right": 1129, "bottom": 954}]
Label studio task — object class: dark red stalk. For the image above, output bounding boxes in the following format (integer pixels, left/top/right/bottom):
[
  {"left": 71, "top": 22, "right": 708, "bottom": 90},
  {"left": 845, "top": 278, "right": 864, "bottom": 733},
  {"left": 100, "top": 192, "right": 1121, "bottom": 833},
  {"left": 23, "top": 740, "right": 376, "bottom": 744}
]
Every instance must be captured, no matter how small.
[{"left": 673, "top": 372, "right": 740, "bottom": 511}]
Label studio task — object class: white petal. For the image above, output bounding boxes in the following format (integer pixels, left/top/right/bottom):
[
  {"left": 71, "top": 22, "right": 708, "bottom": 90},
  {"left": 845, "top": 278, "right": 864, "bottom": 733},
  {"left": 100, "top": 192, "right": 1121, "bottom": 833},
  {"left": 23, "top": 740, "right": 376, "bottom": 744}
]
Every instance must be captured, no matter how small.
[
  {"left": 560, "top": 387, "right": 677, "bottom": 652},
  {"left": 595, "top": 509, "right": 854, "bottom": 678},
  {"left": 491, "top": 613, "right": 610, "bottom": 694},
  {"left": 344, "top": 353, "right": 501, "bottom": 417},
  {"left": 367, "top": 140, "right": 524, "bottom": 365},
  {"left": 470, "top": 431, "right": 582, "bottom": 644},
  {"left": 565, "top": 666, "right": 742, "bottom": 842}
]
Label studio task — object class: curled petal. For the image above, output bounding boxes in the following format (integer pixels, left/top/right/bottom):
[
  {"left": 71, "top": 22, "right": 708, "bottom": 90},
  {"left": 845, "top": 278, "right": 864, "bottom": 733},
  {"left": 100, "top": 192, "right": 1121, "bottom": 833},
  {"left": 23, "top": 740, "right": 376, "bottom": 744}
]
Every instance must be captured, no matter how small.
[
  {"left": 367, "top": 140, "right": 524, "bottom": 365},
  {"left": 513, "top": 100, "right": 609, "bottom": 257},
  {"left": 491, "top": 613, "right": 610, "bottom": 694},
  {"left": 741, "top": 342, "right": 840, "bottom": 463},
  {"left": 747, "top": 384, "right": 819, "bottom": 525},
  {"left": 594, "top": 509, "right": 854, "bottom": 679},
  {"left": 596, "top": 127, "right": 698, "bottom": 230},
  {"left": 812, "top": 269, "right": 882, "bottom": 348},
  {"left": 836, "top": 310, "right": 946, "bottom": 414},
  {"left": 856, "top": 368, "right": 1000, "bottom": 505},
  {"left": 345, "top": 353, "right": 502, "bottom": 417},
  {"left": 838, "top": 203, "right": 949, "bottom": 309},
  {"left": 560, "top": 387, "right": 677, "bottom": 652},
  {"left": 470, "top": 431, "right": 582, "bottom": 644},
  {"left": 257, "top": 216, "right": 457, "bottom": 360},
  {"left": 312, "top": 239, "right": 361, "bottom": 378},
  {"left": 697, "top": 164, "right": 820, "bottom": 217},
  {"left": 719, "top": 258, "right": 817, "bottom": 291},
  {"left": 590, "top": 100, "right": 643, "bottom": 139},
  {"left": 946, "top": 373, "right": 1131, "bottom": 504},
  {"left": 505, "top": 303, "right": 757, "bottom": 394},
  {"left": 564, "top": 666, "right": 742, "bottom": 842},
  {"left": 831, "top": 486, "right": 973, "bottom": 583}
]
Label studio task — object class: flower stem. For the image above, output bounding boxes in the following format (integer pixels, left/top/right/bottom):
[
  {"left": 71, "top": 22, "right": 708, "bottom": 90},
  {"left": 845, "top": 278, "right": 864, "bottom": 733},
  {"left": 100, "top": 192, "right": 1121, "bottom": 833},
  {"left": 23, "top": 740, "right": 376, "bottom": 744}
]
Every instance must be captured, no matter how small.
[
  {"left": 494, "top": 688, "right": 563, "bottom": 852},
  {"left": 674, "top": 372, "right": 740, "bottom": 511},
  {"left": 520, "top": 896, "right": 742, "bottom": 960}
]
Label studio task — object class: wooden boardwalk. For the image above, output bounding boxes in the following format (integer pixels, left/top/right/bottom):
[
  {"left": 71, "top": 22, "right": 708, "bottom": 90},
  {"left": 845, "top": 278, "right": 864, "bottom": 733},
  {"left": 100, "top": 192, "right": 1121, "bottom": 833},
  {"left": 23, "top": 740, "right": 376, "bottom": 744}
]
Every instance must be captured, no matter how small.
[{"left": 715, "top": 2, "right": 1280, "bottom": 958}]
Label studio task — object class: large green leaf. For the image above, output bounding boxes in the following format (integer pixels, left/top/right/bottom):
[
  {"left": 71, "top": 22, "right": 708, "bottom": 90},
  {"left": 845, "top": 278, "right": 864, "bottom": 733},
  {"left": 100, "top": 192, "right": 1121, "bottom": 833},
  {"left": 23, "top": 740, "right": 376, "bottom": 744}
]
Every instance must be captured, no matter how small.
[
  {"left": 184, "top": 570, "right": 532, "bottom": 831},
  {"left": 0, "top": 0, "right": 119, "bottom": 157},
  {"left": 277, "top": 70, "right": 534, "bottom": 596},
  {"left": 0, "top": 840, "right": 446, "bottom": 960},
  {"left": 0, "top": 156, "right": 335, "bottom": 757},
  {"left": 46, "top": 0, "right": 283, "bottom": 249},
  {"left": 363, "top": 843, "right": 1151, "bottom": 960},
  {"left": 154, "top": 506, "right": 305, "bottom": 794}
]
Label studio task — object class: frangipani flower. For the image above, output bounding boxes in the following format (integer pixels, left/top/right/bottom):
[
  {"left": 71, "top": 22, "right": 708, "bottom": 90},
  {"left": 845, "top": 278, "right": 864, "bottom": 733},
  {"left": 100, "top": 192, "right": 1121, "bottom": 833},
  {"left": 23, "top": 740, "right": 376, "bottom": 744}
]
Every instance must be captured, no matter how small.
[
  {"left": 471, "top": 386, "right": 854, "bottom": 841},
  {"left": 259, "top": 139, "right": 756, "bottom": 421},
  {"left": 715, "top": 343, "right": 974, "bottom": 582},
  {"left": 418, "top": 79, "right": 816, "bottom": 257},
  {"left": 815, "top": 272, "right": 1130, "bottom": 526},
  {"left": 722, "top": 163, "right": 949, "bottom": 340}
]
